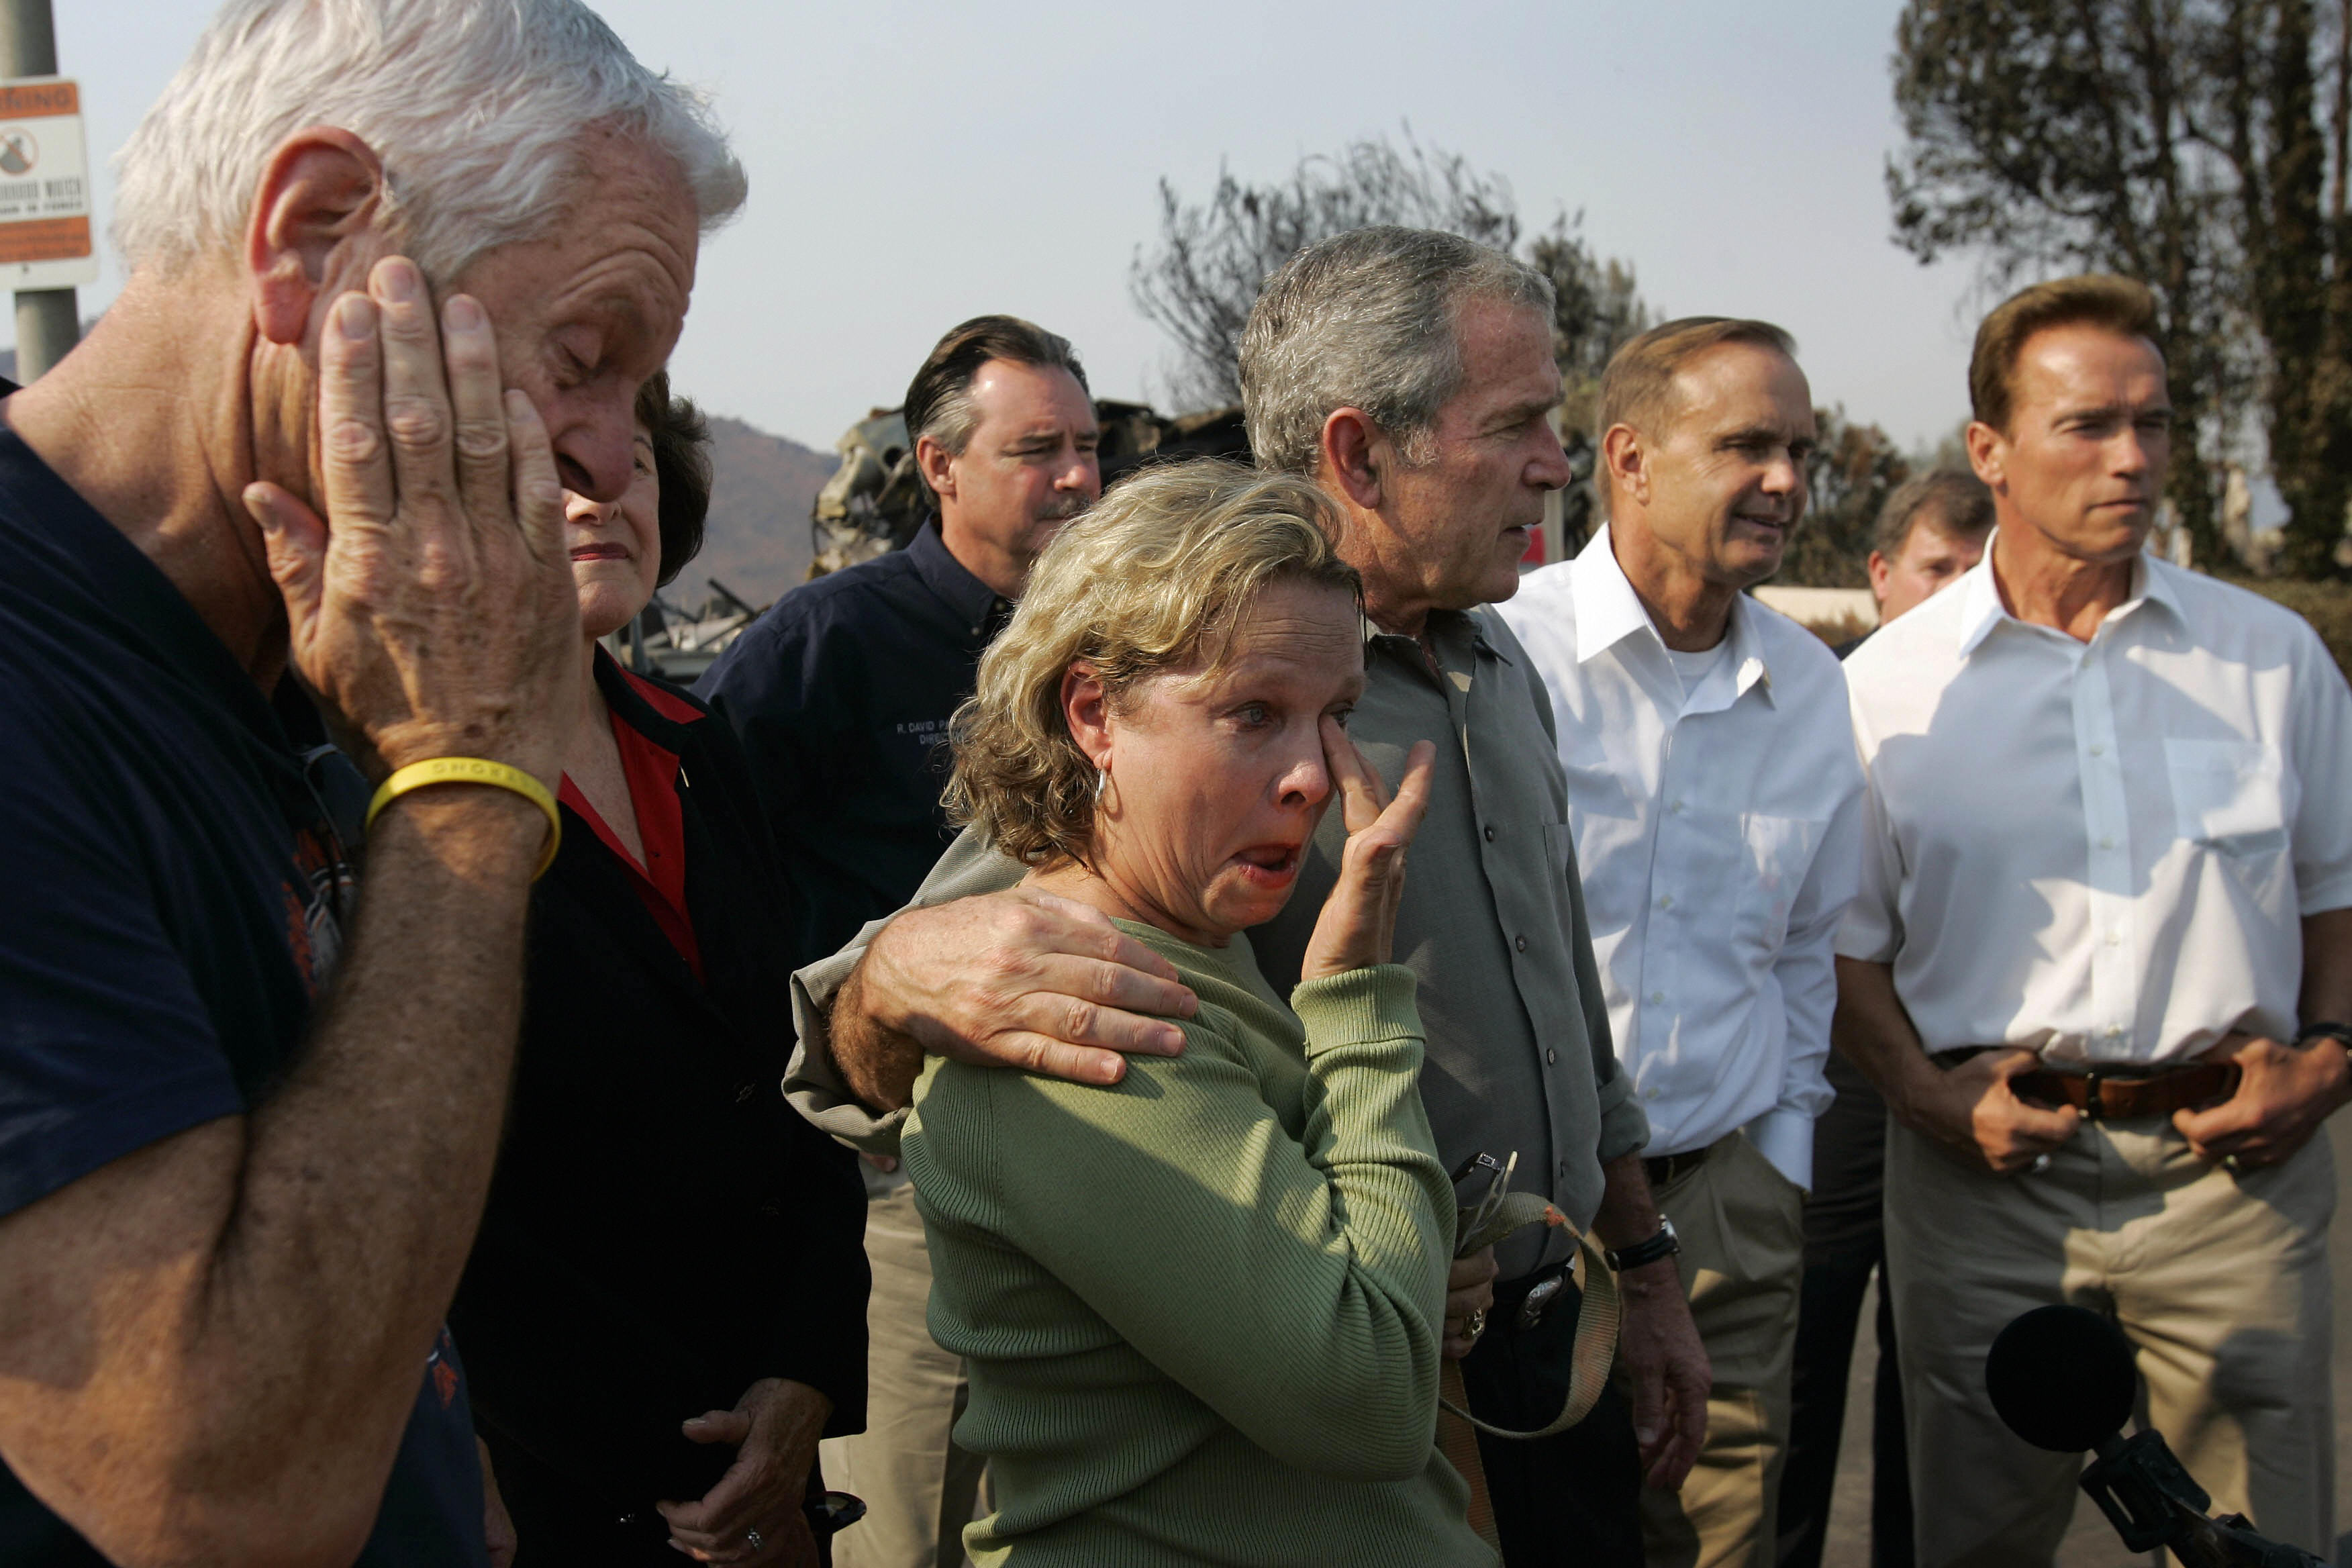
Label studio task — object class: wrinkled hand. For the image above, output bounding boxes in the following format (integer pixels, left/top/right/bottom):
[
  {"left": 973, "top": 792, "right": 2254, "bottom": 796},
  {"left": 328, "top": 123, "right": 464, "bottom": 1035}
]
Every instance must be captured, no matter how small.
[
  {"left": 1440, "top": 1246, "right": 1498, "bottom": 1361},
  {"left": 477, "top": 1437, "right": 516, "bottom": 1568},
  {"left": 657, "top": 1378, "right": 830, "bottom": 1566},
  {"left": 856, "top": 886, "right": 1198, "bottom": 1091},
  {"left": 1299, "top": 726, "right": 1436, "bottom": 981},
  {"left": 244, "top": 254, "right": 579, "bottom": 787},
  {"left": 1911, "top": 1048, "right": 2081, "bottom": 1175},
  {"left": 2175, "top": 1032, "right": 2352, "bottom": 1169},
  {"left": 1617, "top": 1263, "right": 1710, "bottom": 1490}
]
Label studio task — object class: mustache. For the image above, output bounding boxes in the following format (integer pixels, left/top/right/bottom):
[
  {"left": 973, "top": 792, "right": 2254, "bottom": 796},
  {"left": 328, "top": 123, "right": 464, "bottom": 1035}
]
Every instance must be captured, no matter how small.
[{"left": 1036, "top": 495, "right": 1090, "bottom": 522}]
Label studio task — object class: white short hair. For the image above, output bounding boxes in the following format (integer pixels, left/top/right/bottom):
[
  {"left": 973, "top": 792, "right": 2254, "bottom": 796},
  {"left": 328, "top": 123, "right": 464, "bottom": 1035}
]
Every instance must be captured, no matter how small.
[
  {"left": 114, "top": 0, "right": 747, "bottom": 282},
  {"left": 1240, "top": 226, "right": 1553, "bottom": 477}
]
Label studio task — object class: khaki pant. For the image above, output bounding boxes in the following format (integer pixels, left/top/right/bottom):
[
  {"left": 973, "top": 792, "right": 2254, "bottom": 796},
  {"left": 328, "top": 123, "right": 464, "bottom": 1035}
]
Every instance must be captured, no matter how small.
[
  {"left": 820, "top": 1172, "right": 989, "bottom": 1568},
  {"left": 1883, "top": 1115, "right": 2336, "bottom": 1568},
  {"left": 1632, "top": 1129, "right": 1808, "bottom": 1568}
]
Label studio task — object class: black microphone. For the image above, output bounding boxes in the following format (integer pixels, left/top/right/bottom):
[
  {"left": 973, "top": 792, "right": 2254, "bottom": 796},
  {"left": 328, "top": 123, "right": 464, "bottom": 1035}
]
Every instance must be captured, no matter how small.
[
  {"left": 1984, "top": 1304, "right": 2137, "bottom": 1453},
  {"left": 1983, "top": 1306, "right": 2326, "bottom": 1566}
]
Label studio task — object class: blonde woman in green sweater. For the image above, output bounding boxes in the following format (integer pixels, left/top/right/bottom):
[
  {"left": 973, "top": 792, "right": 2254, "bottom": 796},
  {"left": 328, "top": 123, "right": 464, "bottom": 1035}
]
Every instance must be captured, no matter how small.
[{"left": 901, "top": 460, "right": 1491, "bottom": 1567}]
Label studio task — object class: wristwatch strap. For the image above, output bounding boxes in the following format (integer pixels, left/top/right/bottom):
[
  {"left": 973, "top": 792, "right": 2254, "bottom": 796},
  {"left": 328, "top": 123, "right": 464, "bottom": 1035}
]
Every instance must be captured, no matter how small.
[
  {"left": 2292, "top": 1020, "right": 2352, "bottom": 1053},
  {"left": 1604, "top": 1216, "right": 1679, "bottom": 1273}
]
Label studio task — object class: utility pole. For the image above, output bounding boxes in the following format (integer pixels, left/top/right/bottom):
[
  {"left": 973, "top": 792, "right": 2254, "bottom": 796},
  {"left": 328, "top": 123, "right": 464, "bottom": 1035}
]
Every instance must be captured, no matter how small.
[{"left": 0, "top": 0, "right": 75, "bottom": 382}]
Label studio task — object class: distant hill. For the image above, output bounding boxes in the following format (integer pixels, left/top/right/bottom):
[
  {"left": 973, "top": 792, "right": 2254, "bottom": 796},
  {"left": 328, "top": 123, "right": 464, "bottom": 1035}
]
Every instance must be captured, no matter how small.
[{"left": 687, "top": 413, "right": 835, "bottom": 607}]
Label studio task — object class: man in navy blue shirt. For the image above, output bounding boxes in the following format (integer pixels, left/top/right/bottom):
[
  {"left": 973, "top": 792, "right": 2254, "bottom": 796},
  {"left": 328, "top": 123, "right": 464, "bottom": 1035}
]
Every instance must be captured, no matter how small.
[
  {"left": 701, "top": 315, "right": 1098, "bottom": 1568},
  {"left": 0, "top": 3, "right": 740, "bottom": 1563},
  {"left": 703, "top": 317, "right": 1100, "bottom": 965}
]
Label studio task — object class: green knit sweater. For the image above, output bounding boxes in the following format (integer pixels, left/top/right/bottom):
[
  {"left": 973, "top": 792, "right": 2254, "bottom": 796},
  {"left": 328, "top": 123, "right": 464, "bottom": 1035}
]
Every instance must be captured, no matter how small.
[{"left": 901, "top": 921, "right": 1493, "bottom": 1567}]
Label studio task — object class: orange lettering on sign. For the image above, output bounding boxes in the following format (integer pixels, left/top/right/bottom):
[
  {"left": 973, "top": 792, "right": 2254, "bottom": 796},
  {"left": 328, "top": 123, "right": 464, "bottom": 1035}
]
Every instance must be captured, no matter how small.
[
  {"left": 0, "top": 83, "right": 76, "bottom": 117},
  {"left": 0, "top": 215, "right": 89, "bottom": 264}
]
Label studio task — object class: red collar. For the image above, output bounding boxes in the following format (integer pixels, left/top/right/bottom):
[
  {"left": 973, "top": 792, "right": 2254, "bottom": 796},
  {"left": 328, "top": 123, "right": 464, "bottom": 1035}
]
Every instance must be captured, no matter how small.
[{"left": 558, "top": 685, "right": 703, "bottom": 983}]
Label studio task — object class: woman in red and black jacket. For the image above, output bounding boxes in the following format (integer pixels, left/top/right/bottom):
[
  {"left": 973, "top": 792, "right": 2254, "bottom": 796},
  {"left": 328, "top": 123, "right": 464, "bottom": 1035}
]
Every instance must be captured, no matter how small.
[{"left": 449, "top": 373, "right": 867, "bottom": 1568}]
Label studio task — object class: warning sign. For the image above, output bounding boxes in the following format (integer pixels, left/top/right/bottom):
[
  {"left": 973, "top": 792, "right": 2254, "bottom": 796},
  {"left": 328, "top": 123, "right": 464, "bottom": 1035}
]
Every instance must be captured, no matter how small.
[{"left": 0, "top": 78, "right": 93, "bottom": 290}]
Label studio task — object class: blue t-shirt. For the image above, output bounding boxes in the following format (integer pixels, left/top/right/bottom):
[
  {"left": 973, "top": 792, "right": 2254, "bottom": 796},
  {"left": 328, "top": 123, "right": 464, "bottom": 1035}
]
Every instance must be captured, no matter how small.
[{"left": 0, "top": 425, "right": 488, "bottom": 1565}]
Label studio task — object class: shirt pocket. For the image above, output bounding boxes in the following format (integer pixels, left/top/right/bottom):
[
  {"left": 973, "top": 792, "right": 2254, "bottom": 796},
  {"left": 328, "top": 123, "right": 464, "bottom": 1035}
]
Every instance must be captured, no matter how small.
[
  {"left": 1542, "top": 819, "right": 1573, "bottom": 869},
  {"left": 1738, "top": 813, "right": 1826, "bottom": 952},
  {"left": 2164, "top": 739, "right": 2288, "bottom": 857}
]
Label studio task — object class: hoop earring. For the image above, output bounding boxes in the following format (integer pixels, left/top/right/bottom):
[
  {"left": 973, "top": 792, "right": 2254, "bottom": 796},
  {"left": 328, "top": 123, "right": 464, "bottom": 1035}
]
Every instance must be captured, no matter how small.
[{"left": 1094, "top": 766, "right": 1110, "bottom": 801}]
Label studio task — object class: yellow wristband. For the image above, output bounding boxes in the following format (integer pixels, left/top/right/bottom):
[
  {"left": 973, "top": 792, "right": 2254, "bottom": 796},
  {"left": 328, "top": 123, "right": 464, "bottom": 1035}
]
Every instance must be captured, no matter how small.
[{"left": 364, "top": 756, "right": 562, "bottom": 880}]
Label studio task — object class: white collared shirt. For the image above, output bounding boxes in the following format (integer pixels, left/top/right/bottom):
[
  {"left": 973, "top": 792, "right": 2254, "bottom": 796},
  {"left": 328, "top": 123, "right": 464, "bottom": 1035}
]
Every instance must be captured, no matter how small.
[
  {"left": 1837, "top": 537, "right": 2352, "bottom": 1063},
  {"left": 1499, "top": 527, "right": 1865, "bottom": 1187}
]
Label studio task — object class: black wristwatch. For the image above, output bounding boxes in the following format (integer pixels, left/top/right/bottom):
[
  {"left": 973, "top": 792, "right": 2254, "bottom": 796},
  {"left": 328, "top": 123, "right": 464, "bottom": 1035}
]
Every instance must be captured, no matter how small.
[
  {"left": 2292, "top": 1020, "right": 2352, "bottom": 1056},
  {"left": 1605, "top": 1216, "right": 1681, "bottom": 1273}
]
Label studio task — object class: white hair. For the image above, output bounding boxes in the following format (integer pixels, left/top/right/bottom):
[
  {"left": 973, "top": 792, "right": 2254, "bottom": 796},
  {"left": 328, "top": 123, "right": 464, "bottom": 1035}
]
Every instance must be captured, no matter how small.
[
  {"left": 113, "top": 0, "right": 747, "bottom": 283},
  {"left": 1239, "top": 226, "right": 1553, "bottom": 477}
]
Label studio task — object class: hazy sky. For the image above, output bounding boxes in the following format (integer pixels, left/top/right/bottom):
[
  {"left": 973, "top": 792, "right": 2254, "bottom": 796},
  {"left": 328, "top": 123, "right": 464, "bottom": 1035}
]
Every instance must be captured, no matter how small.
[{"left": 42, "top": 0, "right": 1990, "bottom": 453}]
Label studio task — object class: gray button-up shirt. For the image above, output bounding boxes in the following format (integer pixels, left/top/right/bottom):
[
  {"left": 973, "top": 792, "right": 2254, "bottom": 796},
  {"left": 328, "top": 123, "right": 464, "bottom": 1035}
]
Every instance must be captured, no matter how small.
[{"left": 786, "top": 605, "right": 1649, "bottom": 1281}]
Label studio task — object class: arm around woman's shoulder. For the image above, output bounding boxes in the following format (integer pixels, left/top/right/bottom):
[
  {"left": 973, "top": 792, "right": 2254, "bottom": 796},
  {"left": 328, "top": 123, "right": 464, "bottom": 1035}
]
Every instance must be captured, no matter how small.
[{"left": 908, "top": 961, "right": 1451, "bottom": 1482}]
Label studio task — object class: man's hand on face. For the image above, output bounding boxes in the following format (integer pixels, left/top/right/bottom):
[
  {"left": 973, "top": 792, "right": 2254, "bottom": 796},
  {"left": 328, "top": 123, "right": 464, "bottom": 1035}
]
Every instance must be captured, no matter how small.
[
  {"left": 1908, "top": 1047, "right": 2081, "bottom": 1174},
  {"left": 243, "top": 254, "right": 581, "bottom": 787},
  {"left": 844, "top": 887, "right": 1198, "bottom": 1109},
  {"left": 2175, "top": 1031, "right": 2352, "bottom": 1169}
]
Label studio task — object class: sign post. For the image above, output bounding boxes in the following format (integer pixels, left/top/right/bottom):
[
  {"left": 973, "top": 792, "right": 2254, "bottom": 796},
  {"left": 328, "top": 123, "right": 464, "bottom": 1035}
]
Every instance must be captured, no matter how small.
[{"left": 0, "top": 0, "right": 83, "bottom": 383}]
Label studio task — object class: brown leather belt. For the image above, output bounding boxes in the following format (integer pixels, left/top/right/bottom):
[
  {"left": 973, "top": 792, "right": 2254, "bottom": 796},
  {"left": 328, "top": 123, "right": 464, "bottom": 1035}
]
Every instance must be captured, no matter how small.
[
  {"left": 2010, "top": 1063, "right": 2241, "bottom": 1121},
  {"left": 1643, "top": 1142, "right": 1713, "bottom": 1190}
]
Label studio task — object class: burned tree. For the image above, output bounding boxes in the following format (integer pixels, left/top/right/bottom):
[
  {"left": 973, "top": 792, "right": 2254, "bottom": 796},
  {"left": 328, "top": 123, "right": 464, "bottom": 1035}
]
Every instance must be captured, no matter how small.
[{"left": 1129, "top": 133, "right": 1522, "bottom": 411}]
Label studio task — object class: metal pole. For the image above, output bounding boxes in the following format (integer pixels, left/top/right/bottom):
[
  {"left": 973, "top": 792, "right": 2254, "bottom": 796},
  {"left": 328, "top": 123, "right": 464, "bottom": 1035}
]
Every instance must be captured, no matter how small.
[{"left": 0, "top": 0, "right": 75, "bottom": 383}]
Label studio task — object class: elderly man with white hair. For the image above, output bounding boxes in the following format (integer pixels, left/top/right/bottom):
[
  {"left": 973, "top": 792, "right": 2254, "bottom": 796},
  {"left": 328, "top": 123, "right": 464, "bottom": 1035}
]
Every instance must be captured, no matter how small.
[{"left": 0, "top": 3, "right": 741, "bottom": 1564}]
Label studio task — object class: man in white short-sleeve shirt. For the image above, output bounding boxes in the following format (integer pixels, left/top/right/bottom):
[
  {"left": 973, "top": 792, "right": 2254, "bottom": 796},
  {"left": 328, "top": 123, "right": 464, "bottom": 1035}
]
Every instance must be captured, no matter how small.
[
  {"left": 1834, "top": 274, "right": 2352, "bottom": 1567},
  {"left": 1501, "top": 317, "right": 1863, "bottom": 1568}
]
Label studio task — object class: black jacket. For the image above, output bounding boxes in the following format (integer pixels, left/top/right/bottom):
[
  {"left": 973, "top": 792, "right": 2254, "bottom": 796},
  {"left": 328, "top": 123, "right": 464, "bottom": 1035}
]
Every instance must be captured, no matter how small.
[
  {"left": 697, "top": 520, "right": 1008, "bottom": 961},
  {"left": 449, "top": 653, "right": 867, "bottom": 1513}
]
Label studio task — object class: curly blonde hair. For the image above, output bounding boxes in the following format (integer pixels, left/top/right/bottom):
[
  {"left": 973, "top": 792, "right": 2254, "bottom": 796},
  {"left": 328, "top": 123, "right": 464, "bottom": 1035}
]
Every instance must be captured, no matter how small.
[{"left": 946, "top": 459, "right": 1359, "bottom": 867}]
